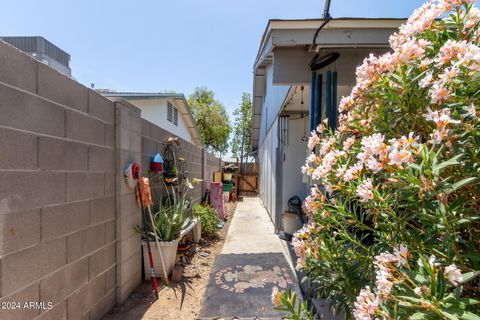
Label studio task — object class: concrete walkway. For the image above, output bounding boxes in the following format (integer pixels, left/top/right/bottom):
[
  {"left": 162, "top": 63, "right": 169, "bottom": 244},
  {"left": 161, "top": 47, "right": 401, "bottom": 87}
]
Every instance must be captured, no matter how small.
[
  {"left": 222, "top": 198, "right": 292, "bottom": 257},
  {"left": 198, "top": 197, "right": 299, "bottom": 319}
]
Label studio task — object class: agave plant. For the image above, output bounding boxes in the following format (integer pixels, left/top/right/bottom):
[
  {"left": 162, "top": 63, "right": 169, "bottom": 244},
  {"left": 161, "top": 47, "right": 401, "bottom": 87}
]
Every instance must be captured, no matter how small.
[{"left": 137, "top": 180, "right": 197, "bottom": 242}]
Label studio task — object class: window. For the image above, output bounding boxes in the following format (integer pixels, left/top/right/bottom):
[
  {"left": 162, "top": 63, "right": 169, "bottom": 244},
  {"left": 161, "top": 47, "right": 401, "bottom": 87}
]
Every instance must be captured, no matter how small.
[
  {"left": 167, "top": 102, "right": 173, "bottom": 122},
  {"left": 167, "top": 102, "right": 178, "bottom": 126},
  {"left": 173, "top": 107, "right": 178, "bottom": 126}
]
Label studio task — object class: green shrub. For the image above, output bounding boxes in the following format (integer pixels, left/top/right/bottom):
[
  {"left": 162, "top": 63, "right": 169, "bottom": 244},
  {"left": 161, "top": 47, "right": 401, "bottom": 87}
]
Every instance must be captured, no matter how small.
[
  {"left": 193, "top": 204, "right": 221, "bottom": 238},
  {"left": 276, "top": 1, "right": 480, "bottom": 319}
]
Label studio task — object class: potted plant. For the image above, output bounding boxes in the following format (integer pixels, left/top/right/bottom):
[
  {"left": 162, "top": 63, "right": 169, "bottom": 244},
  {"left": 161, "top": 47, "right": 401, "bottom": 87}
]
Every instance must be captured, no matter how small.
[
  {"left": 137, "top": 183, "right": 192, "bottom": 279},
  {"left": 137, "top": 178, "right": 203, "bottom": 279}
]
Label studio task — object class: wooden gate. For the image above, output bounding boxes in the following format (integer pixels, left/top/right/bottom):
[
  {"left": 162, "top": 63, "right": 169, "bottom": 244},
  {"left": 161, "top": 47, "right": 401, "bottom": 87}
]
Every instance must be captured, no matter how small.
[{"left": 237, "top": 163, "right": 259, "bottom": 196}]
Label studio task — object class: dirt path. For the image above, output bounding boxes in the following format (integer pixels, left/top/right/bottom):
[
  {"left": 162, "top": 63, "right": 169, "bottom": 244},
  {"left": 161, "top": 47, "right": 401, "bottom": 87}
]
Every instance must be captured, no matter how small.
[{"left": 103, "top": 202, "right": 236, "bottom": 320}]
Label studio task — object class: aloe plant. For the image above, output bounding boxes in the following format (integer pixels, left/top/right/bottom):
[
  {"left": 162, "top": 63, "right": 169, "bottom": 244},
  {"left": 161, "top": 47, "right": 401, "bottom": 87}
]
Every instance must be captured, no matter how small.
[{"left": 137, "top": 185, "right": 192, "bottom": 242}]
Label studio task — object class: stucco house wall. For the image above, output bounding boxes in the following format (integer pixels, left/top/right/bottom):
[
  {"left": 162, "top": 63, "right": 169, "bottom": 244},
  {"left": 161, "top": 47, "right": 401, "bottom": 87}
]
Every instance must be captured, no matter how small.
[
  {"left": 253, "top": 19, "right": 403, "bottom": 233},
  {"left": 131, "top": 98, "right": 193, "bottom": 144}
]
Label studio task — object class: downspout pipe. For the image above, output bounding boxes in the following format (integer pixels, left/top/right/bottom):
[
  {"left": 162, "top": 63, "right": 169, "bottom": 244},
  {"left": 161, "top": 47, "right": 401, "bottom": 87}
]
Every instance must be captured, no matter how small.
[{"left": 323, "top": 0, "right": 332, "bottom": 20}]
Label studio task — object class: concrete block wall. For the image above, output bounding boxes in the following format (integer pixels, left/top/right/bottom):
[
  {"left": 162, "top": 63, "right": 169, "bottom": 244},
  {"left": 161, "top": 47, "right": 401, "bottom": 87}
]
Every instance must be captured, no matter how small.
[
  {"left": 0, "top": 41, "right": 116, "bottom": 320},
  {"left": 113, "top": 100, "right": 142, "bottom": 304},
  {"left": 205, "top": 152, "right": 223, "bottom": 191},
  {"left": 141, "top": 119, "right": 204, "bottom": 203},
  {"left": 0, "top": 40, "right": 223, "bottom": 319}
]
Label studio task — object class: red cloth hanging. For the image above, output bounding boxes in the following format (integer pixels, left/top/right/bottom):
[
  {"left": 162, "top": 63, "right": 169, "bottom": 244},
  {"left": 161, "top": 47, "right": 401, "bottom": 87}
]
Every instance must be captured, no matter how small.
[{"left": 137, "top": 177, "right": 153, "bottom": 207}]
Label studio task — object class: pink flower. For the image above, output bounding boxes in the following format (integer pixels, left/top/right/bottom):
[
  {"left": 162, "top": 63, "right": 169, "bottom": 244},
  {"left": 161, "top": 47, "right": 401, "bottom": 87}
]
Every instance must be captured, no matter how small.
[
  {"left": 308, "top": 133, "right": 320, "bottom": 150},
  {"left": 397, "top": 39, "right": 430, "bottom": 63},
  {"left": 464, "top": 7, "right": 480, "bottom": 29},
  {"left": 429, "top": 84, "right": 451, "bottom": 104},
  {"left": 343, "top": 163, "right": 363, "bottom": 182},
  {"left": 463, "top": 104, "right": 477, "bottom": 118},
  {"left": 353, "top": 286, "right": 379, "bottom": 320},
  {"left": 375, "top": 252, "right": 398, "bottom": 268},
  {"left": 361, "top": 134, "right": 385, "bottom": 156},
  {"left": 291, "top": 236, "right": 306, "bottom": 259},
  {"left": 393, "top": 244, "right": 409, "bottom": 267},
  {"left": 343, "top": 136, "right": 356, "bottom": 151},
  {"left": 398, "top": 133, "right": 420, "bottom": 148},
  {"left": 391, "top": 0, "right": 441, "bottom": 49},
  {"left": 375, "top": 268, "right": 394, "bottom": 298},
  {"left": 306, "top": 153, "right": 319, "bottom": 165},
  {"left": 444, "top": 264, "right": 463, "bottom": 286},
  {"left": 438, "top": 0, "right": 475, "bottom": 12},
  {"left": 324, "top": 182, "right": 333, "bottom": 194},
  {"left": 430, "top": 128, "right": 450, "bottom": 143},
  {"left": 414, "top": 287, "right": 422, "bottom": 296},
  {"left": 319, "top": 137, "right": 336, "bottom": 156},
  {"left": 419, "top": 72, "right": 433, "bottom": 88},
  {"left": 304, "top": 195, "right": 320, "bottom": 214},
  {"left": 424, "top": 108, "right": 456, "bottom": 129},
  {"left": 339, "top": 96, "right": 354, "bottom": 113},
  {"left": 357, "top": 151, "right": 372, "bottom": 164},
  {"left": 366, "top": 158, "right": 383, "bottom": 173},
  {"left": 356, "top": 179, "right": 374, "bottom": 202},
  {"left": 388, "top": 148, "right": 413, "bottom": 166}
]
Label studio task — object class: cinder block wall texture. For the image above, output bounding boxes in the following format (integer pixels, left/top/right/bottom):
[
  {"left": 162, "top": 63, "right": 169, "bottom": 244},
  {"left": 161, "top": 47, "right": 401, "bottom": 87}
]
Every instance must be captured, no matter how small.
[
  {"left": 141, "top": 119, "right": 221, "bottom": 204},
  {"left": 0, "top": 41, "right": 222, "bottom": 320}
]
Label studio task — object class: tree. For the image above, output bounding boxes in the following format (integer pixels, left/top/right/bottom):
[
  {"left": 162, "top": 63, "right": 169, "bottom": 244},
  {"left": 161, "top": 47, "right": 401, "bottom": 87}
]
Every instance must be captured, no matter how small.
[
  {"left": 188, "top": 87, "right": 230, "bottom": 153},
  {"left": 230, "top": 92, "right": 252, "bottom": 166}
]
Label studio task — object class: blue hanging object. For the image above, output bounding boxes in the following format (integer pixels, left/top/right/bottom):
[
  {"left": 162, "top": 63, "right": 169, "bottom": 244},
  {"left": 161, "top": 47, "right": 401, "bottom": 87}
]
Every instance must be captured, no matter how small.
[
  {"left": 310, "top": 71, "right": 316, "bottom": 132},
  {"left": 331, "top": 71, "right": 337, "bottom": 131},
  {"left": 314, "top": 73, "right": 322, "bottom": 130},
  {"left": 151, "top": 153, "right": 164, "bottom": 172},
  {"left": 326, "top": 71, "right": 332, "bottom": 130}
]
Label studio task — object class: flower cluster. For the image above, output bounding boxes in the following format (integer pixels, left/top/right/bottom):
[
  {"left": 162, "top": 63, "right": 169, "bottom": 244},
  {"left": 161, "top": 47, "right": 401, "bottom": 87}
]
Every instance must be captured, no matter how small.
[
  {"left": 353, "top": 286, "right": 378, "bottom": 320},
  {"left": 291, "top": 222, "right": 322, "bottom": 270},
  {"left": 353, "top": 249, "right": 465, "bottom": 320}
]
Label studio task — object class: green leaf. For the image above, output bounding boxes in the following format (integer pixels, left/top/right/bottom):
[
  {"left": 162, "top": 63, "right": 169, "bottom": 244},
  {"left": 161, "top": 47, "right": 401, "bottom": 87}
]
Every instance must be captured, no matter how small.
[
  {"left": 462, "top": 272, "right": 480, "bottom": 284},
  {"left": 460, "top": 311, "right": 480, "bottom": 320},
  {"left": 410, "top": 312, "right": 428, "bottom": 320},
  {"left": 398, "top": 295, "right": 422, "bottom": 304},
  {"left": 445, "top": 177, "right": 478, "bottom": 194},
  {"left": 433, "top": 154, "right": 462, "bottom": 173},
  {"left": 408, "top": 163, "right": 423, "bottom": 171},
  {"left": 443, "top": 311, "right": 461, "bottom": 320},
  {"left": 406, "top": 270, "right": 429, "bottom": 285},
  {"left": 437, "top": 270, "right": 446, "bottom": 300}
]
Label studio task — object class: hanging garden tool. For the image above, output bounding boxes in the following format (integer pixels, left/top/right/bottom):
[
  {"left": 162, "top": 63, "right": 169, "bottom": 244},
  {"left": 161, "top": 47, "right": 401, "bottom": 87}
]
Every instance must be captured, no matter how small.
[{"left": 124, "top": 163, "right": 160, "bottom": 298}]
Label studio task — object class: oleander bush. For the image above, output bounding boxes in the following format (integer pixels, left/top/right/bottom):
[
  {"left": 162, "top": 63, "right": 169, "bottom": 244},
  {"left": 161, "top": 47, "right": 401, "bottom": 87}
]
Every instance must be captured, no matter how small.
[{"left": 274, "top": 0, "right": 480, "bottom": 318}]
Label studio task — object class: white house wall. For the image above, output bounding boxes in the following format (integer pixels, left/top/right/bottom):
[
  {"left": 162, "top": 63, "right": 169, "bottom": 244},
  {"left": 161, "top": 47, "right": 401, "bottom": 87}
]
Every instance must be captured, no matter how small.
[
  {"left": 258, "top": 65, "right": 291, "bottom": 145},
  {"left": 132, "top": 99, "right": 193, "bottom": 143},
  {"left": 259, "top": 118, "right": 278, "bottom": 223},
  {"left": 281, "top": 117, "right": 308, "bottom": 213}
]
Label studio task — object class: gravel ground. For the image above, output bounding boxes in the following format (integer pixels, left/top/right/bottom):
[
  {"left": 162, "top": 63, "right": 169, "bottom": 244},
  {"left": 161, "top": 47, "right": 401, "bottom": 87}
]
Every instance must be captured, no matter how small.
[{"left": 103, "top": 201, "right": 237, "bottom": 320}]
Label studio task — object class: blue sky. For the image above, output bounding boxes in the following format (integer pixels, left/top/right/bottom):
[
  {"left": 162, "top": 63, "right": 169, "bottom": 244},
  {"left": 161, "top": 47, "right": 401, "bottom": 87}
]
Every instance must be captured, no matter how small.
[{"left": 0, "top": 0, "right": 425, "bottom": 115}]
